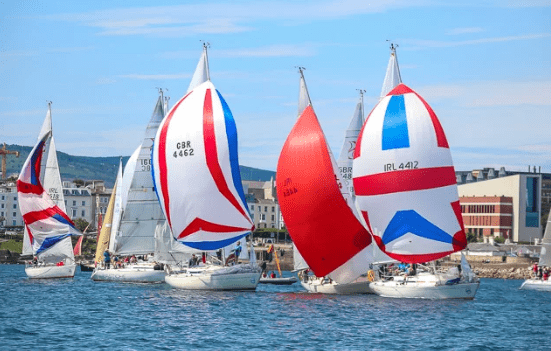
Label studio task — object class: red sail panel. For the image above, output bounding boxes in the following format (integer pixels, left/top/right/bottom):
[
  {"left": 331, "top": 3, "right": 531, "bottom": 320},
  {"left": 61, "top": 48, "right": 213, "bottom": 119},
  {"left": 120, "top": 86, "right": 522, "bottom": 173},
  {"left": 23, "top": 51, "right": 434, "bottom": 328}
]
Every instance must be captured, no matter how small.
[{"left": 276, "top": 106, "right": 371, "bottom": 278}]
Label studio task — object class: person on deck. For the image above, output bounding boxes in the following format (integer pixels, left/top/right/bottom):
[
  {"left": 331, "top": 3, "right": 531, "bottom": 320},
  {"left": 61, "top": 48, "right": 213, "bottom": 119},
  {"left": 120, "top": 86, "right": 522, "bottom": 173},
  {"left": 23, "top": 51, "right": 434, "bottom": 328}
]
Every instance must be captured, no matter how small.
[
  {"left": 533, "top": 263, "right": 539, "bottom": 278},
  {"left": 544, "top": 268, "right": 549, "bottom": 281},
  {"left": 234, "top": 241, "right": 242, "bottom": 263},
  {"left": 270, "top": 271, "right": 276, "bottom": 278},
  {"left": 103, "top": 250, "right": 110, "bottom": 269},
  {"left": 189, "top": 254, "right": 198, "bottom": 267}
]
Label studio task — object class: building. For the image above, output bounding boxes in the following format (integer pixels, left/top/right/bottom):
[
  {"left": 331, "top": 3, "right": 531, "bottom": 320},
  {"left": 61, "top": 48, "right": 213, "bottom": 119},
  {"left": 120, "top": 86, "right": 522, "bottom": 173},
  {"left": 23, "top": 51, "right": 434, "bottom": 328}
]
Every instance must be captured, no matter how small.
[
  {"left": 243, "top": 179, "right": 283, "bottom": 229},
  {"left": 62, "top": 181, "right": 94, "bottom": 225},
  {"left": 457, "top": 171, "right": 541, "bottom": 243},
  {"left": 0, "top": 181, "right": 23, "bottom": 227},
  {"left": 460, "top": 196, "right": 513, "bottom": 241}
]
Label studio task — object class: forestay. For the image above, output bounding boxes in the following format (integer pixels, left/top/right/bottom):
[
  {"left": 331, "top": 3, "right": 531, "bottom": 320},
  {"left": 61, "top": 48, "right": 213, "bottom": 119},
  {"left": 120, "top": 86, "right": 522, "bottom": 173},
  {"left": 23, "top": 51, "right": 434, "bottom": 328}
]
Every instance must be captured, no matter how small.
[
  {"left": 152, "top": 47, "right": 253, "bottom": 251},
  {"left": 353, "top": 84, "right": 467, "bottom": 264},
  {"left": 276, "top": 70, "right": 373, "bottom": 284}
]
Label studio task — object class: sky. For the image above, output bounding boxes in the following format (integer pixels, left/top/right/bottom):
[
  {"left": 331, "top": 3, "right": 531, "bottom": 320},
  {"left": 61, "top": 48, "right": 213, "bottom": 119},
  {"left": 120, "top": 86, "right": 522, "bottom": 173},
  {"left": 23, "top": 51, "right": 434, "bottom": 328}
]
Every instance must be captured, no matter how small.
[{"left": 1, "top": 0, "right": 550, "bottom": 172}]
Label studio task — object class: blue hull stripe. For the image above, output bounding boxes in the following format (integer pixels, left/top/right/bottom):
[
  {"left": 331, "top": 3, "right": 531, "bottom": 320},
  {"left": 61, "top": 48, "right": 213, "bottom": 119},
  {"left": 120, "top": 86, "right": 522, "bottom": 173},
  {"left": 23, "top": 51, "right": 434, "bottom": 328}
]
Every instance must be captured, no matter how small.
[
  {"left": 382, "top": 210, "right": 452, "bottom": 245},
  {"left": 382, "top": 95, "right": 409, "bottom": 150}
]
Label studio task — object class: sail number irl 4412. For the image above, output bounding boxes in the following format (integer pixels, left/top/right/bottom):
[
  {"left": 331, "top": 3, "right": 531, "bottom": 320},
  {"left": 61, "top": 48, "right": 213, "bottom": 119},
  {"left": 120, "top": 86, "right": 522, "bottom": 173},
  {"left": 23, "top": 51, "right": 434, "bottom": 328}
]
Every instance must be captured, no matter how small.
[
  {"left": 173, "top": 141, "right": 194, "bottom": 158},
  {"left": 384, "top": 161, "right": 418, "bottom": 172}
]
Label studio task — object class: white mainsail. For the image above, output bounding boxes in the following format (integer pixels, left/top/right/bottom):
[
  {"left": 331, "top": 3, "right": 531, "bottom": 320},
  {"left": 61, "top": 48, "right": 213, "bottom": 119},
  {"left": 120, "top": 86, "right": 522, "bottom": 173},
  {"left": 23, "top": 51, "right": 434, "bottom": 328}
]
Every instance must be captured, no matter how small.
[
  {"left": 337, "top": 90, "right": 365, "bottom": 201},
  {"left": 380, "top": 43, "right": 402, "bottom": 100},
  {"left": 112, "top": 92, "right": 166, "bottom": 256}
]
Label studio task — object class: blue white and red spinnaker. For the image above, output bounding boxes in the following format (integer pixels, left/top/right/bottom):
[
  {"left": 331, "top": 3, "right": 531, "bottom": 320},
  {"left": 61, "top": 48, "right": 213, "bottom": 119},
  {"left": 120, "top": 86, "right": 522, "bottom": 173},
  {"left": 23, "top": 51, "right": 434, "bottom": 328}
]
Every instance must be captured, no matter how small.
[
  {"left": 152, "top": 76, "right": 253, "bottom": 251},
  {"left": 353, "top": 84, "right": 467, "bottom": 264},
  {"left": 17, "top": 132, "right": 79, "bottom": 255}
]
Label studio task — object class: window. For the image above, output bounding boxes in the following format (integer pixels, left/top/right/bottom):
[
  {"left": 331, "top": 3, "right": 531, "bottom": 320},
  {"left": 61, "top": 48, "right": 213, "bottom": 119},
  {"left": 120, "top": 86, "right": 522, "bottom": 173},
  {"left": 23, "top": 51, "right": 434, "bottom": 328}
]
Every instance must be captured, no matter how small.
[
  {"left": 82, "top": 201, "right": 86, "bottom": 206},
  {"left": 271, "top": 215, "right": 275, "bottom": 221},
  {"left": 1, "top": 204, "right": 4, "bottom": 208},
  {"left": 0, "top": 211, "right": 3, "bottom": 216},
  {"left": 72, "top": 209, "right": 77, "bottom": 217},
  {"left": 73, "top": 201, "right": 76, "bottom": 206},
  {"left": 12, "top": 220, "right": 16, "bottom": 226},
  {"left": 264, "top": 206, "right": 268, "bottom": 212},
  {"left": 258, "top": 206, "right": 261, "bottom": 212},
  {"left": 13, "top": 204, "right": 16, "bottom": 209},
  {"left": 250, "top": 205, "right": 254, "bottom": 211},
  {"left": 64, "top": 200, "right": 67, "bottom": 206},
  {"left": 81, "top": 210, "right": 85, "bottom": 217},
  {"left": 1, "top": 196, "right": 3, "bottom": 200},
  {"left": 13, "top": 212, "right": 16, "bottom": 217},
  {"left": 272, "top": 207, "right": 275, "bottom": 212},
  {"left": 13, "top": 197, "right": 16, "bottom": 201}
]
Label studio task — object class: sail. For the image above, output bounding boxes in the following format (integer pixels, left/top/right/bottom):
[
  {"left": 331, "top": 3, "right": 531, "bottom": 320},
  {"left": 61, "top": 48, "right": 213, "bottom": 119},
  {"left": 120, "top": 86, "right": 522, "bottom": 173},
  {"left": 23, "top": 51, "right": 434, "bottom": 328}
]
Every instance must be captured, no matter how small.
[
  {"left": 353, "top": 84, "right": 467, "bottom": 264},
  {"left": 337, "top": 91, "right": 364, "bottom": 201},
  {"left": 94, "top": 177, "right": 117, "bottom": 263},
  {"left": 380, "top": 44, "right": 402, "bottom": 100},
  {"left": 154, "top": 220, "right": 196, "bottom": 265},
  {"left": 276, "top": 70, "right": 373, "bottom": 284},
  {"left": 23, "top": 103, "right": 66, "bottom": 256},
  {"left": 17, "top": 132, "right": 80, "bottom": 263},
  {"left": 121, "top": 146, "right": 140, "bottom": 210},
  {"left": 538, "top": 207, "right": 551, "bottom": 266},
  {"left": 73, "top": 235, "right": 83, "bottom": 256},
  {"left": 113, "top": 93, "right": 166, "bottom": 256},
  {"left": 152, "top": 48, "right": 253, "bottom": 251},
  {"left": 108, "top": 159, "right": 123, "bottom": 253},
  {"left": 293, "top": 243, "right": 309, "bottom": 271},
  {"left": 187, "top": 45, "right": 209, "bottom": 93}
]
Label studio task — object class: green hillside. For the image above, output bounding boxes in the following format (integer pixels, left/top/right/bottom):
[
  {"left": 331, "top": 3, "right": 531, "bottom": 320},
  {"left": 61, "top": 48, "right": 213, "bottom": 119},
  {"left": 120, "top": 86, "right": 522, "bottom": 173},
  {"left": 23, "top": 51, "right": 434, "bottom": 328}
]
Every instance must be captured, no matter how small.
[{"left": 2, "top": 144, "right": 275, "bottom": 187}]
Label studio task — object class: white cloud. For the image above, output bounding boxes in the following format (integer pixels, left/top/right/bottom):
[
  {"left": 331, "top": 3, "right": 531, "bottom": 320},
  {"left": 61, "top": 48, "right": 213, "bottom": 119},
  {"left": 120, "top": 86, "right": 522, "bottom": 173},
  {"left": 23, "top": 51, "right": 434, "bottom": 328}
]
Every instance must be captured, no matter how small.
[
  {"left": 160, "top": 44, "right": 317, "bottom": 60},
  {"left": 118, "top": 73, "right": 191, "bottom": 80},
  {"left": 42, "top": 1, "right": 427, "bottom": 37},
  {"left": 95, "top": 77, "right": 117, "bottom": 85},
  {"left": 417, "top": 80, "right": 551, "bottom": 107},
  {"left": 404, "top": 33, "right": 551, "bottom": 49},
  {"left": 446, "top": 27, "right": 484, "bottom": 35}
]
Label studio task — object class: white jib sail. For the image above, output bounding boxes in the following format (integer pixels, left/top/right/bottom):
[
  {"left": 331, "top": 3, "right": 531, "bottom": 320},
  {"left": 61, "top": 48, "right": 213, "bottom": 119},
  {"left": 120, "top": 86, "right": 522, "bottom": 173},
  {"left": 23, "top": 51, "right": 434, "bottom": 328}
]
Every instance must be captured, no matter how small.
[{"left": 108, "top": 159, "right": 124, "bottom": 253}]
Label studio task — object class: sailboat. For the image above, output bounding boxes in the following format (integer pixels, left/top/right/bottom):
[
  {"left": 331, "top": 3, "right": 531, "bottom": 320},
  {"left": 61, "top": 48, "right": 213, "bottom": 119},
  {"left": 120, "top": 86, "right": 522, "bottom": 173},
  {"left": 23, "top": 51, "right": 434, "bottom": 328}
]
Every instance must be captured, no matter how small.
[
  {"left": 18, "top": 102, "right": 81, "bottom": 279},
  {"left": 352, "top": 81, "right": 479, "bottom": 299},
  {"left": 277, "top": 68, "right": 374, "bottom": 295},
  {"left": 152, "top": 44, "right": 261, "bottom": 290},
  {"left": 520, "top": 209, "right": 551, "bottom": 291},
  {"left": 91, "top": 91, "right": 167, "bottom": 283}
]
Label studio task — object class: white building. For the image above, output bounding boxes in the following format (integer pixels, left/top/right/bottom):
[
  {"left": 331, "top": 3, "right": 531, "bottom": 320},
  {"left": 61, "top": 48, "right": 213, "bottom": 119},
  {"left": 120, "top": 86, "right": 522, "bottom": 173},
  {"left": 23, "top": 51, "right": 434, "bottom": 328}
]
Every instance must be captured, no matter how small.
[{"left": 0, "top": 182, "right": 23, "bottom": 227}]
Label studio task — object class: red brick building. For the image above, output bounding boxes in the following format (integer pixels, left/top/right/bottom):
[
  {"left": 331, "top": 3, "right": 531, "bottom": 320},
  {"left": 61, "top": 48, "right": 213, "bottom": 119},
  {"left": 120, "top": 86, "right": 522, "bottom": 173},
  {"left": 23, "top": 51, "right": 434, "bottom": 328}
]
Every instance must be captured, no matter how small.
[{"left": 459, "top": 196, "right": 513, "bottom": 240}]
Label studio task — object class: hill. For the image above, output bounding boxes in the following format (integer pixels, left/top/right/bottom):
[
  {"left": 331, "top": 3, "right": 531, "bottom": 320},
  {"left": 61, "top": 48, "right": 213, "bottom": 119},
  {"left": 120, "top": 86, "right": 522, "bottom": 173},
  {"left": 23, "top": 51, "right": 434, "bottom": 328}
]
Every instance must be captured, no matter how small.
[{"left": 2, "top": 144, "right": 276, "bottom": 187}]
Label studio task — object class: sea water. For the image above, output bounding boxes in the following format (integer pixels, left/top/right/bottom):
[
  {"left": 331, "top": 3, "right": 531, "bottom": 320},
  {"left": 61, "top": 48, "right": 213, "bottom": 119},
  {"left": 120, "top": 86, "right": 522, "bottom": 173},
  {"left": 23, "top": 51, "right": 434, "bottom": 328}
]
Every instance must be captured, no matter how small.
[{"left": 0, "top": 265, "right": 550, "bottom": 351}]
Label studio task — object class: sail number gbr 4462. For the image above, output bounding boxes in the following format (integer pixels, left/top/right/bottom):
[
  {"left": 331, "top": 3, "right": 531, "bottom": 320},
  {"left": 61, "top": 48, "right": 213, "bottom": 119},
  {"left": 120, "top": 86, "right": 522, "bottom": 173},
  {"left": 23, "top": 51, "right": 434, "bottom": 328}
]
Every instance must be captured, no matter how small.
[
  {"left": 384, "top": 161, "right": 419, "bottom": 172},
  {"left": 173, "top": 141, "right": 194, "bottom": 158}
]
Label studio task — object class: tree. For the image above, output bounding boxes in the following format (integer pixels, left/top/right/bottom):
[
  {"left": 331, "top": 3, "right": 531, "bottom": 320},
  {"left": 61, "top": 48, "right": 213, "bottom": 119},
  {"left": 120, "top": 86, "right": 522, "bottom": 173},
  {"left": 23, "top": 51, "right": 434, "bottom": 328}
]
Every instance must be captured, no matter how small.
[
  {"left": 73, "top": 218, "right": 89, "bottom": 232},
  {"left": 73, "top": 179, "right": 85, "bottom": 186},
  {"left": 466, "top": 231, "right": 478, "bottom": 243}
]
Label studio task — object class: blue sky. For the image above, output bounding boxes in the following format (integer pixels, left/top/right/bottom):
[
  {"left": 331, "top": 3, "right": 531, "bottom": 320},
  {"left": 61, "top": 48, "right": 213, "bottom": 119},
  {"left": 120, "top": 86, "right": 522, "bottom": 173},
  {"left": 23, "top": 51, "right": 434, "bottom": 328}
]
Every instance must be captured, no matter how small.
[{"left": 1, "top": 0, "right": 550, "bottom": 172}]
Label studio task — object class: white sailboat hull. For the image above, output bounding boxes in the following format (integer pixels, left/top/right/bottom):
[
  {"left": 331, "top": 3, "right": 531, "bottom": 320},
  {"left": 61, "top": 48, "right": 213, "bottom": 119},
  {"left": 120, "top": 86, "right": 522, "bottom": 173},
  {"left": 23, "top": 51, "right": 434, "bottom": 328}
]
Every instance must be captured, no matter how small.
[
  {"left": 165, "top": 264, "right": 261, "bottom": 291},
  {"left": 300, "top": 276, "right": 373, "bottom": 294},
  {"left": 370, "top": 275, "right": 479, "bottom": 299},
  {"left": 519, "top": 279, "right": 551, "bottom": 291},
  {"left": 25, "top": 263, "right": 76, "bottom": 279},
  {"left": 91, "top": 264, "right": 166, "bottom": 283}
]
